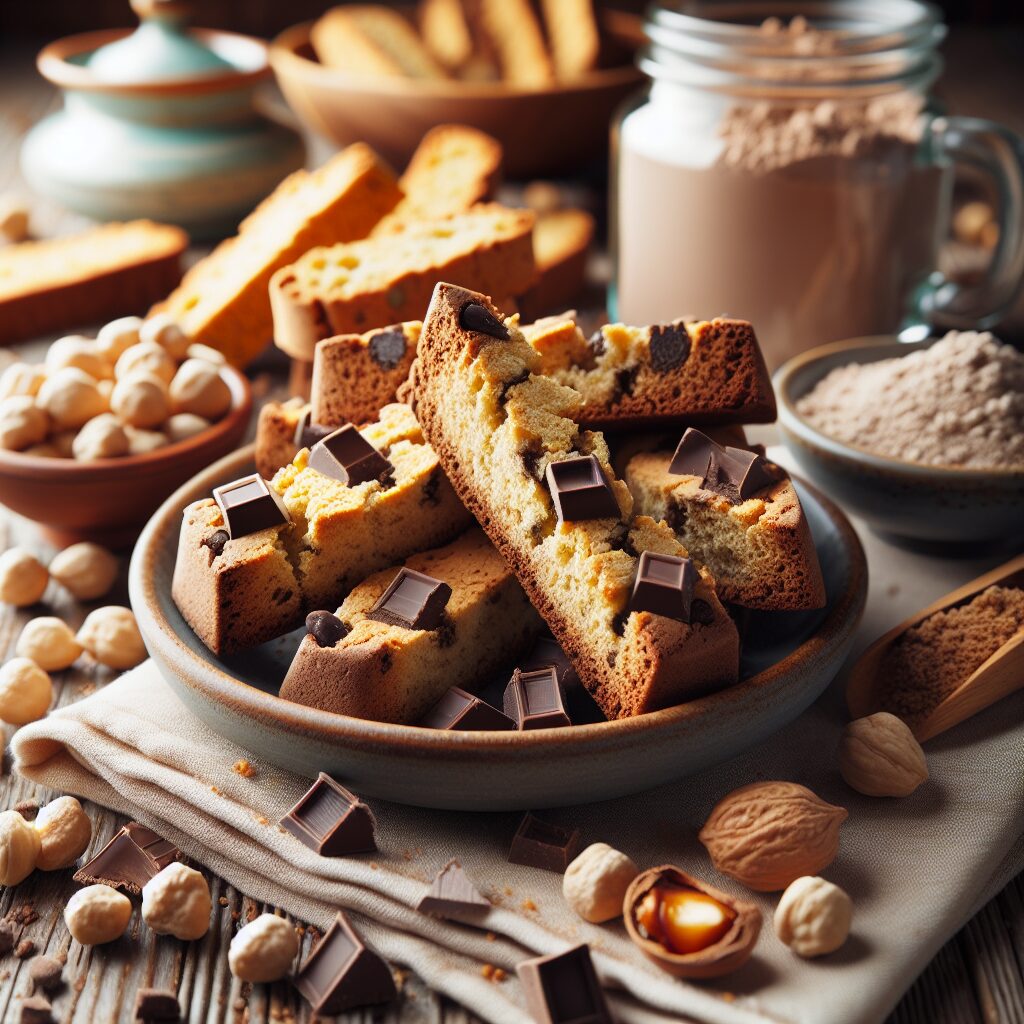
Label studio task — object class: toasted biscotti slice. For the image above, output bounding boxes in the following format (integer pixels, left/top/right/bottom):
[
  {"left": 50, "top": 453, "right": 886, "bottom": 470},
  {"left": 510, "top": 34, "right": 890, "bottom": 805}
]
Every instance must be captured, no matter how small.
[
  {"left": 280, "top": 529, "right": 542, "bottom": 724},
  {"left": 518, "top": 209, "right": 595, "bottom": 321},
  {"left": 255, "top": 397, "right": 314, "bottom": 480},
  {"left": 419, "top": 0, "right": 475, "bottom": 73},
  {"left": 478, "top": 0, "right": 554, "bottom": 86},
  {"left": 155, "top": 144, "right": 402, "bottom": 366},
  {"left": 403, "top": 283, "right": 740, "bottom": 719},
  {"left": 270, "top": 204, "right": 535, "bottom": 361},
  {"left": 541, "top": 0, "right": 601, "bottom": 78},
  {"left": 520, "top": 314, "right": 776, "bottom": 428},
  {"left": 311, "top": 6, "right": 447, "bottom": 78},
  {"left": 626, "top": 447, "right": 826, "bottom": 612}
]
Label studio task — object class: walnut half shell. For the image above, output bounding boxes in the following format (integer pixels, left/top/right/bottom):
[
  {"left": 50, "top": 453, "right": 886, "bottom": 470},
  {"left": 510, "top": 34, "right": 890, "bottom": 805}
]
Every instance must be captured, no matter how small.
[{"left": 623, "top": 865, "right": 762, "bottom": 978}]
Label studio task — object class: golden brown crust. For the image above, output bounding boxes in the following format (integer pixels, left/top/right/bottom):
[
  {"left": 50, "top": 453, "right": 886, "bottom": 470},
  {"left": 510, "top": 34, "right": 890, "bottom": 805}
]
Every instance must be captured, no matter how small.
[
  {"left": 254, "top": 398, "right": 308, "bottom": 480},
  {"left": 517, "top": 209, "right": 595, "bottom": 322}
]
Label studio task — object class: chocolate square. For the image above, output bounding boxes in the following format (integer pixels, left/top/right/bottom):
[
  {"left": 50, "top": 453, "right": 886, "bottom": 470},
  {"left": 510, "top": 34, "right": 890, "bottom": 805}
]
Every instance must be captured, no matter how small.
[
  {"left": 293, "top": 408, "right": 336, "bottom": 450},
  {"left": 629, "top": 551, "right": 697, "bottom": 623},
  {"left": 519, "top": 635, "right": 579, "bottom": 691},
  {"left": 459, "top": 301, "right": 509, "bottom": 339},
  {"left": 668, "top": 427, "right": 714, "bottom": 478},
  {"left": 212, "top": 475, "right": 290, "bottom": 539},
  {"left": 420, "top": 687, "right": 515, "bottom": 731},
  {"left": 133, "top": 989, "right": 180, "bottom": 1022},
  {"left": 545, "top": 456, "right": 619, "bottom": 523},
  {"left": 280, "top": 774, "right": 377, "bottom": 856},
  {"left": 669, "top": 427, "right": 775, "bottom": 502},
  {"left": 416, "top": 860, "right": 490, "bottom": 921},
  {"left": 508, "top": 813, "right": 581, "bottom": 873},
  {"left": 74, "top": 822, "right": 181, "bottom": 896},
  {"left": 367, "top": 567, "right": 452, "bottom": 631},
  {"left": 517, "top": 944, "right": 612, "bottom": 1024},
  {"left": 504, "top": 667, "right": 571, "bottom": 730},
  {"left": 308, "top": 425, "right": 393, "bottom": 486}
]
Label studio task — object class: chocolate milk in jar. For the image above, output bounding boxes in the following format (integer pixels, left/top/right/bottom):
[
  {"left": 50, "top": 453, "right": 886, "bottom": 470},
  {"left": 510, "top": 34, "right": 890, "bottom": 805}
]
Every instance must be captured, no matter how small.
[{"left": 611, "top": 3, "right": 1024, "bottom": 368}]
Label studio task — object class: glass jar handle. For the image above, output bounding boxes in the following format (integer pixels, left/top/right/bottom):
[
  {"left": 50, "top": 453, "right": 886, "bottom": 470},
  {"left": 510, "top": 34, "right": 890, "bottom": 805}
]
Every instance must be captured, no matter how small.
[{"left": 918, "top": 115, "right": 1024, "bottom": 331}]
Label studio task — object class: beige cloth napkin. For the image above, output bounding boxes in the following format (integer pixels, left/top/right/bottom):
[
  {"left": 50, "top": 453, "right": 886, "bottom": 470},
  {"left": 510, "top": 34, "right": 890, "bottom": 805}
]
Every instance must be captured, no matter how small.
[{"left": 11, "top": 513, "right": 1024, "bottom": 1024}]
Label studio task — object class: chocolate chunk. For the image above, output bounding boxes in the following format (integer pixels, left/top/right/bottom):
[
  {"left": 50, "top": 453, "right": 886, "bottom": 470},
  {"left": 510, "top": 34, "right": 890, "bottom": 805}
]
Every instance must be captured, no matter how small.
[
  {"left": 504, "top": 667, "right": 571, "bottom": 730},
  {"left": 18, "top": 997, "right": 52, "bottom": 1024},
  {"left": 27, "top": 956, "right": 62, "bottom": 992},
  {"left": 509, "top": 813, "right": 581, "bottom": 873},
  {"left": 668, "top": 427, "right": 715, "bottom": 478},
  {"left": 668, "top": 428, "right": 776, "bottom": 502},
  {"left": 202, "top": 530, "right": 229, "bottom": 556},
  {"left": 308, "top": 425, "right": 393, "bottom": 487},
  {"left": 306, "top": 610, "right": 350, "bottom": 649},
  {"left": 0, "top": 920, "right": 14, "bottom": 955},
  {"left": 517, "top": 944, "right": 612, "bottom": 1024},
  {"left": 280, "top": 773, "right": 377, "bottom": 856},
  {"left": 134, "top": 988, "right": 180, "bottom": 1022},
  {"left": 629, "top": 551, "right": 697, "bottom": 624},
  {"left": 368, "top": 327, "right": 407, "bottom": 369},
  {"left": 367, "top": 567, "right": 452, "bottom": 631},
  {"left": 416, "top": 860, "right": 490, "bottom": 921},
  {"left": 293, "top": 408, "right": 335, "bottom": 450},
  {"left": 212, "top": 475, "right": 290, "bottom": 539},
  {"left": 545, "top": 456, "right": 619, "bottom": 523},
  {"left": 459, "top": 301, "right": 509, "bottom": 339},
  {"left": 294, "top": 913, "right": 396, "bottom": 1015},
  {"left": 690, "top": 598, "right": 715, "bottom": 625},
  {"left": 648, "top": 324, "right": 691, "bottom": 373},
  {"left": 74, "top": 822, "right": 182, "bottom": 896},
  {"left": 520, "top": 635, "right": 579, "bottom": 690},
  {"left": 420, "top": 687, "right": 515, "bottom": 731}
]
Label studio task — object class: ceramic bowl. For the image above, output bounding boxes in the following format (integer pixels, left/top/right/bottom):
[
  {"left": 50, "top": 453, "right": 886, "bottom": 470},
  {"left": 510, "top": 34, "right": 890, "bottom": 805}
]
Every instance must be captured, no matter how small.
[
  {"left": 131, "top": 445, "right": 866, "bottom": 811},
  {"left": 268, "top": 14, "right": 644, "bottom": 178},
  {"left": 0, "top": 366, "right": 251, "bottom": 549},
  {"left": 775, "top": 336, "right": 1024, "bottom": 548}
]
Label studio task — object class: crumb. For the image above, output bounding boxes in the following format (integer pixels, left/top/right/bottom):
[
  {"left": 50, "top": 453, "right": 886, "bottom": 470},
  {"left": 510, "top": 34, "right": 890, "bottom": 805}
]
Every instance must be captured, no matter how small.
[
  {"left": 504, "top": 886, "right": 513, "bottom": 897},
  {"left": 493, "top": 967, "right": 507, "bottom": 982},
  {"left": 15, "top": 939, "right": 35, "bottom": 958},
  {"left": 485, "top": 932, "right": 496, "bottom": 942},
  {"left": 210, "top": 786, "right": 222, "bottom": 796},
  {"left": 218, "top": 897, "right": 229, "bottom": 907},
  {"left": 232, "top": 759, "right": 256, "bottom": 779},
  {"left": 370, "top": 862, "right": 379, "bottom": 870},
  {"left": 887, "top": 583, "right": 901, "bottom": 597},
  {"left": 722, "top": 992, "right": 736, "bottom": 1002},
  {"left": 13, "top": 800, "right": 39, "bottom": 821},
  {"left": 481, "top": 964, "right": 495, "bottom": 980},
  {"left": 255, "top": 816, "right": 268, "bottom": 826},
  {"left": 521, "top": 899, "right": 537, "bottom": 912},
  {"left": 76, "top": 681, "right": 96, "bottom": 697}
]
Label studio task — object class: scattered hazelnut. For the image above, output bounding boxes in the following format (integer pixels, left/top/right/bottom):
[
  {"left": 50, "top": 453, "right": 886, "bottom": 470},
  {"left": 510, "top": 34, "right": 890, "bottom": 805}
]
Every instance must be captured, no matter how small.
[
  {"left": 774, "top": 876, "right": 852, "bottom": 957},
  {"left": 186, "top": 343, "right": 225, "bottom": 365},
  {"left": 0, "top": 547, "right": 49, "bottom": 606},
  {"left": 0, "top": 363, "right": 46, "bottom": 401},
  {"left": 0, "top": 809, "right": 41, "bottom": 885},
  {"left": 45, "top": 336, "right": 111, "bottom": 381},
  {"left": 141, "top": 862, "right": 212, "bottom": 940},
  {"left": 51, "top": 431, "right": 76, "bottom": 458},
  {"left": 37, "top": 368, "right": 107, "bottom": 430},
  {"left": 169, "top": 359, "right": 231, "bottom": 420},
  {"left": 76, "top": 606, "right": 146, "bottom": 669},
  {"left": 0, "top": 658, "right": 53, "bottom": 725},
  {"left": 22, "top": 443, "right": 60, "bottom": 459},
  {"left": 0, "top": 919, "right": 13, "bottom": 953},
  {"left": 95, "top": 316, "right": 143, "bottom": 363},
  {"left": 16, "top": 617, "right": 83, "bottom": 671},
  {"left": 49, "top": 543, "right": 119, "bottom": 600},
  {"left": 110, "top": 372, "right": 170, "bottom": 429},
  {"left": 114, "top": 341, "right": 175, "bottom": 386},
  {"left": 165, "top": 413, "right": 210, "bottom": 443},
  {"left": 27, "top": 954, "right": 63, "bottom": 992},
  {"left": 562, "top": 843, "right": 639, "bottom": 923},
  {"left": 72, "top": 413, "right": 130, "bottom": 461},
  {"left": 0, "top": 396, "right": 49, "bottom": 450},
  {"left": 64, "top": 884, "right": 133, "bottom": 945},
  {"left": 125, "top": 426, "right": 168, "bottom": 456},
  {"left": 141, "top": 313, "right": 190, "bottom": 361},
  {"left": 228, "top": 913, "right": 299, "bottom": 982},
  {"left": 838, "top": 712, "right": 929, "bottom": 798},
  {"left": 34, "top": 796, "right": 92, "bottom": 870},
  {"left": 0, "top": 195, "right": 30, "bottom": 243}
]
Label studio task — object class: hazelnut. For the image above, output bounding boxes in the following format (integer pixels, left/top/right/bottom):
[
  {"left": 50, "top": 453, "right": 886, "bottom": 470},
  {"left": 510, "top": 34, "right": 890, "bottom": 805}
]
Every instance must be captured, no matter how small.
[
  {"left": 95, "top": 317, "right": 143, "bottom": 363},
  {"left": 228, "top": 913, "right": 299, "bottom": 982},
  {"left": 115, "top": 342, "right": 175, "bottom": 386},
  {"left": 23, "top": 443, "right": 61, "bottom": 459},
  {"left": 34, "top": 796, "right": 92, "bottom": 870},
  {"left": 16, "top": 617, "right": 83, "bottom": 671},
  {"left": 64, "top": 884, "right": 133, "bottom": 945},
  {"left": 37, "top": 368, "right": 107, "bottom": 430},
  {"left": 49, "top": 543, "right": 119, "bottom": 600},
  {"left": 562, "top": 843, "right": 638, "bottom": 923},
  {"left": 0, "top": 362, "right": 46, "bottom": 401},
  {"left": 110, "top": 373, "right": 170, "bottom": 429},
  {"left": 186, "top": 343, "right": 225, "bottom": 365},
  {"left": 165, "top": 413, "right": 210, "bottom": 443},
  {"left": 72, "top": 414, "right": 130, "bottom": 461},
  {"left": 0, "top": 547, "right": 49, "bottom": 606},
  {"left": 141, "top": 862, "right": 212, "bottom": 940},
  {"left": 0, "top": 809, "right": 41, "bottom": 885},
  {"left": 839, "top": 712, "right": 929, "bottom": 798},
  {"left": 125, "top": 426, "right": 168, "bottom": 456},
  {"left": 76, "top": 606, "right": 146, "bottom": 669},
  {"left": 0, "top": 195, "right": 30, "bottom": 243},
  {"left": 46, "top": 336, "right": 112, "bottom": 381},
  {"left": 0, "top": 396, "right": 49, "bottom": 451},
  {"left": 0, "top": 658, "right": 53, "bottom": 725},
  {"left": 140, "top": 314, "right": 190, "bottom": 361},
  {"left": 774, "top": 876, "right": 852, "bottom": 957},
  {"left": 169, "top": 359, "right": 231, "bottom": 420},
  {"left": 51, "top": 431, "right": 76, "bottom": 458}
]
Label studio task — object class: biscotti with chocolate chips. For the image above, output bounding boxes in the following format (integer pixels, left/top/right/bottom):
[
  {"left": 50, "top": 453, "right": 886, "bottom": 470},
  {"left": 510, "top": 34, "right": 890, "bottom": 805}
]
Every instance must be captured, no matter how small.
[
  {"left": 280, "top": 529, "right": 542, "bottom": 724},
  {"left": 403, "top": 283, "right": 740, "bottom": 719},
  {"left": 522, "top": 314, "right": 776, "bottom": 427}
]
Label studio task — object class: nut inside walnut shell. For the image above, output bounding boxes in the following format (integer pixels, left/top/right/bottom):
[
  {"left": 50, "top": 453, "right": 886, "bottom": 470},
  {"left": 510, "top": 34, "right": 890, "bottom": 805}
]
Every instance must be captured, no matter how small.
[{"left": 623, "top": 865, "right": 761, "bottom": 979}]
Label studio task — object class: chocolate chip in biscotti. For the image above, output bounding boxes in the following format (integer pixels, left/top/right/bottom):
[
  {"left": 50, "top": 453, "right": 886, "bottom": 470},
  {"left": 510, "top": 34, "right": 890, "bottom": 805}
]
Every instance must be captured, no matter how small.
[
  {"left": 212, "top": 475, "right": 291, "bottom": 539},
  {"left": 545, "top": 455, "right": 620, "bottom": 523},
  {"left": 202, "top": 530, "right": 229, "bottom": 556},
  {"left": 308, "top": 425, "right": 393, "bottom": 487},
  {"left": 368, "top": 327, "right": 408, "bottom": 370},
  {"left": 367, "top": 567, "right": 452, "bottom": 631},
  {"left": 459, "top": 301, "right": 509, "bottom": 340},
  {"left": 629, "top": 551, "right": 697, "bottom": 623},
  {"left": 690, "top": 599, "right": 716, "bottom": 625},
  {"left": 293, "top": 408, "right": 336, "bottom": 450},
  {"left": 669, "top": 428, "right": 775, "bottom": 502},
  {"left": 648, "top": 324, "right": 691, "bottom": 373},
  {"left": 306, "top": 610, "right": 350, "bottom": 648}
]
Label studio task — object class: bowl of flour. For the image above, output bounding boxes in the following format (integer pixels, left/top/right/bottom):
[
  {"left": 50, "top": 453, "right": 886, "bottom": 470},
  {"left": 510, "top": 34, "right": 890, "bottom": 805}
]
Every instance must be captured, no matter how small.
[{"left": 775, "top": 331, "right": 1024, "bottom": 547}]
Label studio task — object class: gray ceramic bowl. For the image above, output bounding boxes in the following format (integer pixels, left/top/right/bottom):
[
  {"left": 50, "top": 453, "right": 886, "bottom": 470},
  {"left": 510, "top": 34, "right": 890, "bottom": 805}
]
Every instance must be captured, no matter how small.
[
  {"left": 130, "top": 445, "right": 866, "bottom": 810},
  {"left": 775, "top": 336, "right": 1024, "bottom": 547}
]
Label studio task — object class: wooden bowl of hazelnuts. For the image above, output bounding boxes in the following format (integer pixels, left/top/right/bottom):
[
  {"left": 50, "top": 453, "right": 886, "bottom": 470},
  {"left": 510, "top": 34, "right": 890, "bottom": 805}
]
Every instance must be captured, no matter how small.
[{"left": 0, "top": 314, "right": 251, "bottom": 548}]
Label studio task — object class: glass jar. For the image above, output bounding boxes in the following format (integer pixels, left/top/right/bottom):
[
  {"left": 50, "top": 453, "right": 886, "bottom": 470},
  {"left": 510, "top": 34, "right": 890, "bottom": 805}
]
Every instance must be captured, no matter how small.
[{"left": 610, "top": 0, "right": 1024, "bottom": 368}]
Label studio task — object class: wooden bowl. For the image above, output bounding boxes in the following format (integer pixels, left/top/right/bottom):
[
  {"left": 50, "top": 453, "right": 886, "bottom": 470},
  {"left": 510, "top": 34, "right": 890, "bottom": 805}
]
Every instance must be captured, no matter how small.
[
  {"left": 268, "top": 15, "right": 644, "bottom": 178},
  {"left": 0, "top": 366, "right": 251, "bottom": 549},
  {"left": 130, "top": 445, "right": 867, "bottom": 810}
]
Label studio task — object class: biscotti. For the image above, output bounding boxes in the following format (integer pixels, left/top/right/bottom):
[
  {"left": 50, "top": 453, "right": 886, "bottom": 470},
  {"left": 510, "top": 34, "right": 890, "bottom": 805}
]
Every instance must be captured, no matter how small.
[
  {"left": 418, "top": 0, "right": 478, "bottom": 76},
  {"left": 254, "top": 397, "right": 312, "bottom": 480},
  {"left": 541, "top": 0, "right": 601, "bottom": 78},
  {"left": 478, "top": 0, "right": 554, "bottom": 86},
  {"left": 521, "top": 314, "right": 777, "bottom": 427},
  {"left": 518, "top": 209, "right": 595, "bottom": 321},
  {"left": 270, "top": 204, "right": 535, "bottom": 361},
  {"left": 404, "top": 283, "right": 740, "bottom": 719},
  {"left": 156, "top": 144, "right": 402, "bottom": 366},
  {"left": 280, "top": 529, "right": 543, "bottom": 724},
  {"left": 0, "top": 221, "right": 186, "bottom": 346}
]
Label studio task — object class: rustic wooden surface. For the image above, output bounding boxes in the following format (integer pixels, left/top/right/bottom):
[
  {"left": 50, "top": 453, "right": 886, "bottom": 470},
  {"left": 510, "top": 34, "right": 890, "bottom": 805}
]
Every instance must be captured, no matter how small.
[{"left": 1, "top": 33, "right": 1023, "bottom": 1024}]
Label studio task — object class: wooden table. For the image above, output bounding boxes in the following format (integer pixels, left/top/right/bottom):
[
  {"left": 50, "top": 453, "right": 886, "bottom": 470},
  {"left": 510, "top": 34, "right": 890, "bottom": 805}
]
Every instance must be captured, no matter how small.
[{"left": 1, "top": 34, "right": 1022, "bottom": 1024}]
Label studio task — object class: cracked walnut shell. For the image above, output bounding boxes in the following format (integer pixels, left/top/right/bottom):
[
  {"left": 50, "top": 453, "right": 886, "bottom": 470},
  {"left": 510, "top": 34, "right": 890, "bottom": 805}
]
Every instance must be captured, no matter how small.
[{"left": 839, "top": 712, "right": 928, "bottom": 797}]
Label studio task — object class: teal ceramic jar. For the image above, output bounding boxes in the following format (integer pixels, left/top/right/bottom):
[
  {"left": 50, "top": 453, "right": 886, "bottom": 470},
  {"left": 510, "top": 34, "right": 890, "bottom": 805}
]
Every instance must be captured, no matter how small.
[{"left": 22, "top": 0, "right": 305, "bottom": 238}]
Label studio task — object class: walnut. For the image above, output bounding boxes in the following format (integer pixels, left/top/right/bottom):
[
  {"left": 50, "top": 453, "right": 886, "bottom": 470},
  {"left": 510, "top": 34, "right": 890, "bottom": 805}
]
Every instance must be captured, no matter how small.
[
  {"left": 774, "top": 875, "right": 853, "bottom": 957},
  {"left": 838, "top": 712, "right": 928, "bottom": 797}
]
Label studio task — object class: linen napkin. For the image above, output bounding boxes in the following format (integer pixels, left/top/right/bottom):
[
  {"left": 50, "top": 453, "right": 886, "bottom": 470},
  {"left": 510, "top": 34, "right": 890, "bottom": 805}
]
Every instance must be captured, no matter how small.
[{"left": 11, "top": 525, "right": 1024, "bottom": 1024}]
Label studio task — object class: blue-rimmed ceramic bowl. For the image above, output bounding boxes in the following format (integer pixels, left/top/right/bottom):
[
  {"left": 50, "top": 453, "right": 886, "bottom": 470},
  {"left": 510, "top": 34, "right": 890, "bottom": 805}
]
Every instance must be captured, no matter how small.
[{"left": 776, "top": 336, "right": 1024, "bottom": 548}]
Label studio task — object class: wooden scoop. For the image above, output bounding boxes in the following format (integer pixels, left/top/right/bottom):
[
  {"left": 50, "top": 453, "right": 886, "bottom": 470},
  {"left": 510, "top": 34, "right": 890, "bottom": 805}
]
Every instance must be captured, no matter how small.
[{"left": 847, "top": 553, "right": 1024, "bottom": 742}]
